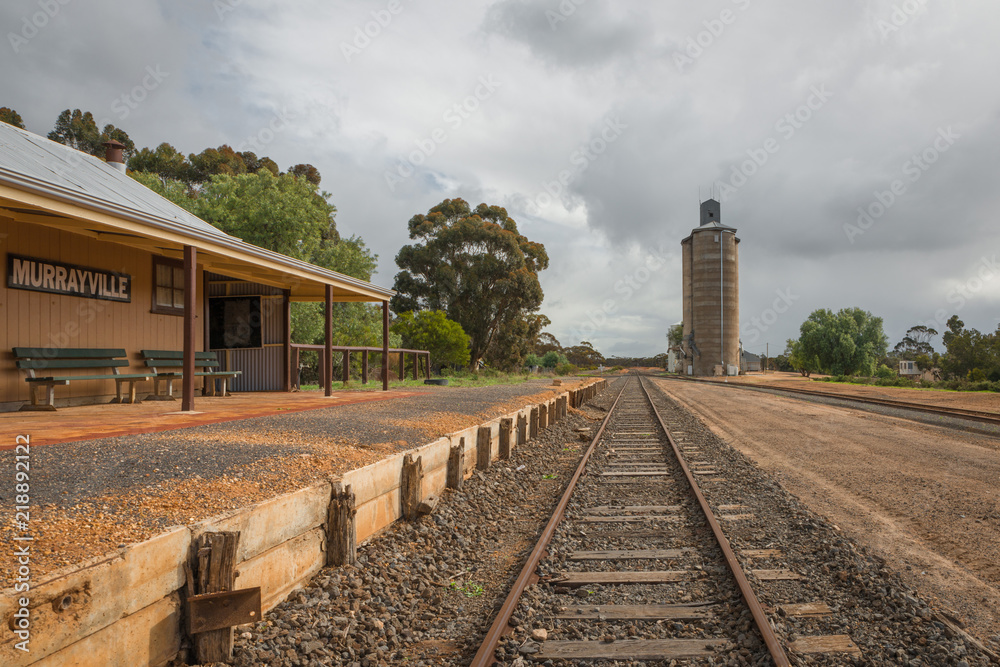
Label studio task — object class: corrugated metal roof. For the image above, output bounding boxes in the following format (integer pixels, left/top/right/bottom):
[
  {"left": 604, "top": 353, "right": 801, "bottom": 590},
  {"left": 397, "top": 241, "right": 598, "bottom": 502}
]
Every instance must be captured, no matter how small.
[
  {"left": 0, "top": 123, "right": 395, "bottom": 301},
  {"left": 0, "top": 122, "right": 229, "bottom": 239}
]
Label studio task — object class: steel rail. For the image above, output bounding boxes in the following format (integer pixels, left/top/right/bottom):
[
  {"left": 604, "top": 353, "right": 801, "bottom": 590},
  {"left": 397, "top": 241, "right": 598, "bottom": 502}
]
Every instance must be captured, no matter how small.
[
  {"left": 638, "top": 373, "right": 791, "bottom": 667},
  {"left": 654, "top": 373, "right": 1000, "bottom": 426},
  {"left": 468, "top": 376, "right": 629, "bottom": 667}
]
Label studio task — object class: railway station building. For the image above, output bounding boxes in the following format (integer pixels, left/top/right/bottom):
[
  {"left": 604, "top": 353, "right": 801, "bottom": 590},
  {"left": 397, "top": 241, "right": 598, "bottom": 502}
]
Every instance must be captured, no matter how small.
[{"left": 0, "top": 123, "right": 396, "bottom": 412}]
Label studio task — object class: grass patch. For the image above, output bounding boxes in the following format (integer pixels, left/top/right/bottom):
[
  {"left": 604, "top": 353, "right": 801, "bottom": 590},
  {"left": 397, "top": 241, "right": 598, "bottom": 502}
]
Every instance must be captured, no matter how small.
[
  {"left": 449, "top": 580, "right": 484, "bottom": 597},
  {"left": 816, "top": 375, "right": 1000, "bottom": 393}
]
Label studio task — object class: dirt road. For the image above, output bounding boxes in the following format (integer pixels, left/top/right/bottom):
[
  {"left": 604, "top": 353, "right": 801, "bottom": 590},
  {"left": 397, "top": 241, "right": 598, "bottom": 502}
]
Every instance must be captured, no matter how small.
[{"left": 652, "top": 377, "right": 1000, "bottom": 645}]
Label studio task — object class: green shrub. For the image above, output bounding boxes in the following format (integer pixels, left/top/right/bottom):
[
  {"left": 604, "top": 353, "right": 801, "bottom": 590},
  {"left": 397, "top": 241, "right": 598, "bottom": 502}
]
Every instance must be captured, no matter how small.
[
  {"left": 554, "top": 363, "right": 579, "bottom": 376},
  {"left": 968, "top": 368, "right": 988, "bottom": 382},
  {"left": 874, "top": 364, "right": 895, "bottom": 380},
  {"left": 541, "top": 351, "right": 568, "bottom": 368}
]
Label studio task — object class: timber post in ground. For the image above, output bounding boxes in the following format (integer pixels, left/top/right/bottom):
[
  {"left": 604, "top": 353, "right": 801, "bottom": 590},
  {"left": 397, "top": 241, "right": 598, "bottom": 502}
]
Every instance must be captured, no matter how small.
[
  {"left": 499, "top": 418, "right": 512, "bottom": 460},
  {"left": 401, "top": 454, "right": 423, "bottom": 521},
  {"left": 447, "top": 437, "right": 465, "bottom": 490},
  {"left": 190, "top": 531, "right": 240, "bottom": 663},
  {"left": 327, "top": 483, "right": 357, "bottom": 567},
  {"left": 476, "top": 426, "right": 491, "bottom": 471}
]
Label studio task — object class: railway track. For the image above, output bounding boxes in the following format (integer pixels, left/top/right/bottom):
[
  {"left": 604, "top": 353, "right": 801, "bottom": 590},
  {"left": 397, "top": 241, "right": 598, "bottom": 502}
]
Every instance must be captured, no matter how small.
[
  {"left": 654, "top": 373, "right": 1000, "bottom": 430},
  {"left": 470, "top": 374, "right": 794, "bottom": 666}
]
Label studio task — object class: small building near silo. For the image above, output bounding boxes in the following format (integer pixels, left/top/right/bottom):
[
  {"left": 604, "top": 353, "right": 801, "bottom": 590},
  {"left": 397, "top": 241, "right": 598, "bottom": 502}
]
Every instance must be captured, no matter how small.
[
  {"left": 679, "top": 198, "right": 740, "bottom": 376},
  {"left": 741, "top": 351, "right": 761, "bottom": 373}
]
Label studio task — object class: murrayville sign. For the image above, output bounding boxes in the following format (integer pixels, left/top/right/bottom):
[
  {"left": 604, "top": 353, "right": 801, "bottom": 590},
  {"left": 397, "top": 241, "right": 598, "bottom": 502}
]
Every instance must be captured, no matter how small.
[{"left": 6, "top": 254, "right": 131, "bottom": 302}]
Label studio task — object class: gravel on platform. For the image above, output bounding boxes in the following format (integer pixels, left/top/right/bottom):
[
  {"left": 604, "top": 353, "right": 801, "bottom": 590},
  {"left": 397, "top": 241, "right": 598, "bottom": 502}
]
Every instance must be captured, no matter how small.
[
  {"left": 0, "top": 379, "right": 587, "bottom": 578},
  {"left": 9, "top": 380, "right": 560, "bottom": 509}
]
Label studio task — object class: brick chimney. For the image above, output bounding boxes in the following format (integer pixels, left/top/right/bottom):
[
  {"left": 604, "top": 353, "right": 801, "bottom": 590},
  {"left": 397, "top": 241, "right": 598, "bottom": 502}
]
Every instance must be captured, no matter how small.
[{"left": 103, "top": 140, "right": 126, "bottom": 173}]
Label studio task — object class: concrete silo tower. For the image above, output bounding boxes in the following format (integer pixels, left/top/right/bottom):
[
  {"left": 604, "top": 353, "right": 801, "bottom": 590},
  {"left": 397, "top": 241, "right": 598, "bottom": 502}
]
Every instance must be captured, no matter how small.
[{"left": 680, "top": 198, "right": 740, "bottom": 376}]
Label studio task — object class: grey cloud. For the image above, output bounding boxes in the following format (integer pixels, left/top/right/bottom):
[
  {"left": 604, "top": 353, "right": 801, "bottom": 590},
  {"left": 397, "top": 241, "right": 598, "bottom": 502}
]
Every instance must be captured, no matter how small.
[{"left": 483, "top": 0, "right": 655, "bottom": 68}]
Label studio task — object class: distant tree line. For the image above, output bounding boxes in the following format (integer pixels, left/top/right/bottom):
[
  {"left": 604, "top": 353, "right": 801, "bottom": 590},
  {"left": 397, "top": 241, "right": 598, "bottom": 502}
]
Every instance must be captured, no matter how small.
[{"left": 774, "top": 307, "right": 1000, "bottom": 389}]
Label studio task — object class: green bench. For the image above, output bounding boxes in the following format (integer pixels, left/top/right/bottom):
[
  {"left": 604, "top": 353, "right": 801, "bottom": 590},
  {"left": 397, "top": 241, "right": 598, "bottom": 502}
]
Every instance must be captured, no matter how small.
[
  {"left": 141, "top": 350, "right": 241, "bottom": 400},
  {"left": 13, "top": 347, "right": 154, "bottom": 411}
]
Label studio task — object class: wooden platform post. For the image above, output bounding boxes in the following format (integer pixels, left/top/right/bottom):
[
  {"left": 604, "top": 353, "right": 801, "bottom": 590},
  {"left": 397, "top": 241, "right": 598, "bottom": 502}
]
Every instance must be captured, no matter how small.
[
  {"left": 282, "top": 289, "right": 292, "bottom": 392},
  {"left": 539, "top": 403, "right": 548, "bottom": 430},
  {"left": 499, "top": 418, "right": 512, "bottom": 460},
  {"left": 476, "top": 426, "right": 491, "bottom": 471},
  {"left": 182, "top": 245, "right": 197, "bottom": 412},
  {"left": 324, "top": 285, "right": 333, "bottom": 397},
  {"left": 447, "top": 437, "right": 465, "bottom": 490},
  {"left": 401, "top": 454, "right": 422, "bottom": 521},
  {"left": 327, "top": 484, "right": 357, "bottom": 567},
  {"left": 530, "top": 407, "right": 539, "bottom": 440},
  {"left": 382, "top": 301, "right": 389, "bottom": 391},
  {"left": 190, "top": 531, "right": 240, "bottom": 663},
  {"left": 517, "top": 414, "right": 527, "bottom": 446}
]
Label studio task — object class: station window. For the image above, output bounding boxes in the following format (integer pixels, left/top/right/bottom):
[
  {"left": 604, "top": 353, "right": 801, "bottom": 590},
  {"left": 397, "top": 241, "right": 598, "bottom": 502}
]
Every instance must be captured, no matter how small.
[{"left": 151, "top": 256, "right": 185, "bottom": 315}]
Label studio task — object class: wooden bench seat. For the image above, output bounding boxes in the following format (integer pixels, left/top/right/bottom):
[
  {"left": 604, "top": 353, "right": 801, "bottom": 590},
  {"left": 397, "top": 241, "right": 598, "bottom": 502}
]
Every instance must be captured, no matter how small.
[
  {"left": 141, "top": 350, "right": 241, "bottom": 400},
  {"left": 13, "top": 347, "right": 154, "bottom": 411}
]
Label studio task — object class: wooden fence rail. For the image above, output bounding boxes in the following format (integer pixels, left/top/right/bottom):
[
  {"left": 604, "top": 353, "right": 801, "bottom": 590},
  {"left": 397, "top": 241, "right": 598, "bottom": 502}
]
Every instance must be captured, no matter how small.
[{"left": 290, "top": 345, "right": 430, "bottom": 386}]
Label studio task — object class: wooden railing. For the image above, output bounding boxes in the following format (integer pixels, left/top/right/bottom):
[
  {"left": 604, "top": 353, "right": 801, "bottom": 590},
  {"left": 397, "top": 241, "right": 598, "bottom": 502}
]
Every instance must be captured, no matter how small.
[{"left": 290, "top": 344, "right": 431, "bottom": 387}]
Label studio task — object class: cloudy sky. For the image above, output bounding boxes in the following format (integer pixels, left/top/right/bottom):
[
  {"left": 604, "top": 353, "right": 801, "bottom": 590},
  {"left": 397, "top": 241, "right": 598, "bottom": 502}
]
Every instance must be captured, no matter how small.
[{"left": 3, "top": 0, "right": 999, "bottom": 358}]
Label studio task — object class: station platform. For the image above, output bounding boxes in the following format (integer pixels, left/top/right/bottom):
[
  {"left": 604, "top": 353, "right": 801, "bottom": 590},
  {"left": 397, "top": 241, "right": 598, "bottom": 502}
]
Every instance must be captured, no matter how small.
[{"left": 0, "top": 378, "right": 590, "bottom": 577}]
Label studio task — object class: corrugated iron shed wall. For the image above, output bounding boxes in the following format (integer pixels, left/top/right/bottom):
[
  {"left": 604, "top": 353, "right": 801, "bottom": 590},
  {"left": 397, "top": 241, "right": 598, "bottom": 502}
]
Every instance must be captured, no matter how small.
[{"left": 206, "top": 272, "right": 284, "bottom": 392}]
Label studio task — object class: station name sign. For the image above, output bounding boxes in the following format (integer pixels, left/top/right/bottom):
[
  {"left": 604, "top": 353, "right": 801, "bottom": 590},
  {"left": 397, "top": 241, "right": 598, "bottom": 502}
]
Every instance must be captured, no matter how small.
[{"left": 7, "top": 254, "right": 131, "bottom": 302}]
